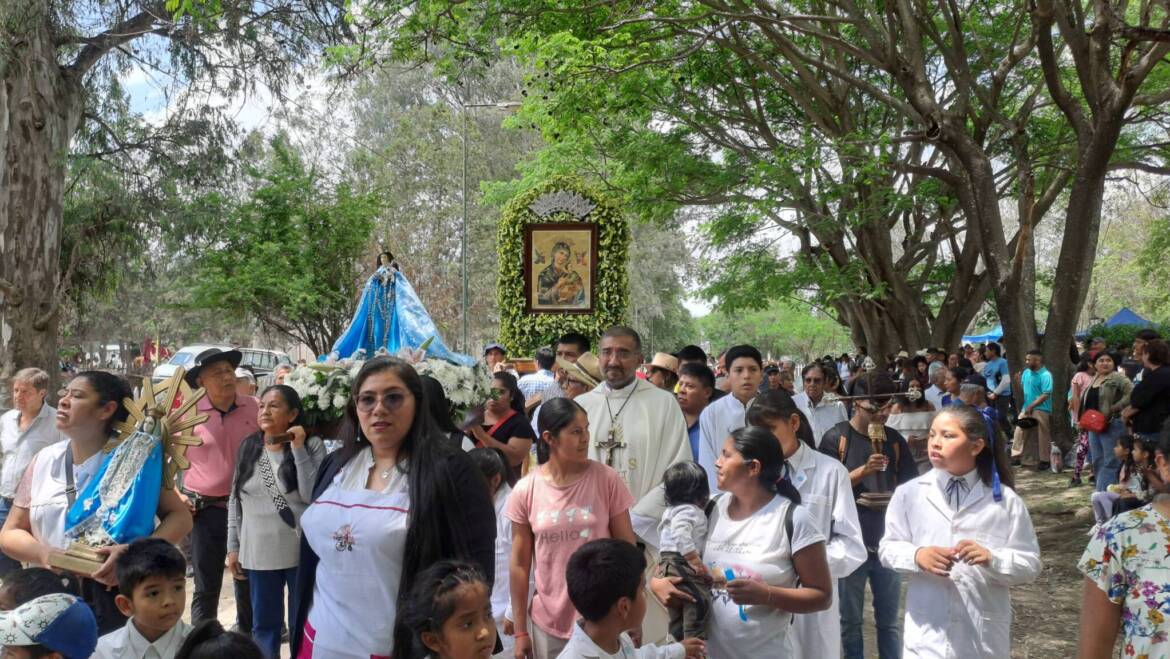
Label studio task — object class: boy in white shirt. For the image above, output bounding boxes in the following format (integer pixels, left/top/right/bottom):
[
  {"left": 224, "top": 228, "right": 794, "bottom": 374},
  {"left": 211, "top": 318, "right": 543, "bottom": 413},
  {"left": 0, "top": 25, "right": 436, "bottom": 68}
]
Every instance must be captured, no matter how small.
[
  {"left": 561, "top": 539, "right": 705, "bottom": 659},
  {"left": 94, "top": 538, "right": 193, "bottom": 659}
]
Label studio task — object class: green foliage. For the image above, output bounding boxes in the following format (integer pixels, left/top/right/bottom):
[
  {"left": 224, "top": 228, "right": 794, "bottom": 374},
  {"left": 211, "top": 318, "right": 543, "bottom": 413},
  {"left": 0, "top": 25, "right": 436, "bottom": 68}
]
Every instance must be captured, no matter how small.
[
  {"left": 188, "top": 134, "right": 379, "bottom": 355},
  {"left": 1081, "top": 323, "right": 1170, "bottom": 353},
  {"left": 695, "top": 302, "right": 852, "bottom": 362},
  {"left": 496, "top": 177, "right": 629, "bottom": 354}
]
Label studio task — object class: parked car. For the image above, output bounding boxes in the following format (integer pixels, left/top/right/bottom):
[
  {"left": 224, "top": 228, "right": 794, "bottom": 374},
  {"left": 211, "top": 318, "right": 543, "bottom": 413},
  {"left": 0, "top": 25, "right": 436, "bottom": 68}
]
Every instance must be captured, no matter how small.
[
  {"left": 153, "top": 345, "right": 293, "bottom": 392},
  {"left": 239, "top": 348, "right": 294, "bottom": 390},
  {"left": 151, "top": 344, "right": 231, "bottom": 385}
]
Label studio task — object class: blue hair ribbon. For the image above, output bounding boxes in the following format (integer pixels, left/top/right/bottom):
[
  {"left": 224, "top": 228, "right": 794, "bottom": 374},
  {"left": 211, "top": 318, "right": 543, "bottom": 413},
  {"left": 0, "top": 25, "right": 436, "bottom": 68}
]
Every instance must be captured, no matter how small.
[{"left": 979, "top": 406, "right": 1005, "bottom": 502}]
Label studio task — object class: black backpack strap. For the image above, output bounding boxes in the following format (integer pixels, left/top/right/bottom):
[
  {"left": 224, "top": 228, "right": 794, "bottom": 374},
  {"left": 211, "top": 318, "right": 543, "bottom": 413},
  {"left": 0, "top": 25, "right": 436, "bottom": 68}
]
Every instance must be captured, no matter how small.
[
  {"left": 784, "top": 497, "right": 795, "bottom": 547},
  {"left": 704, "top": 493, "right": 723, "bottom": 518}
]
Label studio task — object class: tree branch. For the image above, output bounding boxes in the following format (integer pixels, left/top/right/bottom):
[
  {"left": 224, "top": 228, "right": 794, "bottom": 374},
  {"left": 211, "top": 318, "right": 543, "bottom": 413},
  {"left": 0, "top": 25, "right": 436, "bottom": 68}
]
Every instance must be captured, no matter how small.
[{"left": 69, "top": 3, "right": 169, "bottom": 77}]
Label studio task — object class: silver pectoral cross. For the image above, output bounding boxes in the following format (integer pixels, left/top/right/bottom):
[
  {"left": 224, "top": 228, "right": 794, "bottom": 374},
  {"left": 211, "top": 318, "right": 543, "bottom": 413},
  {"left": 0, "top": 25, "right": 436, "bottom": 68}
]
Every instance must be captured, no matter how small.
[{"left": 596, "top": 425, "right": 626, "bottom": 467}]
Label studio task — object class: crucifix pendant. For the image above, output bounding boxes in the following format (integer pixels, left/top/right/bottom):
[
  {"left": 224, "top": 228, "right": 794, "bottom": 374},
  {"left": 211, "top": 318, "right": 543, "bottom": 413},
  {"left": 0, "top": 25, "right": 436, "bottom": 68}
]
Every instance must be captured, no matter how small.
[{"left": 596, "top": 427, "right": 626, "bottom": 467}]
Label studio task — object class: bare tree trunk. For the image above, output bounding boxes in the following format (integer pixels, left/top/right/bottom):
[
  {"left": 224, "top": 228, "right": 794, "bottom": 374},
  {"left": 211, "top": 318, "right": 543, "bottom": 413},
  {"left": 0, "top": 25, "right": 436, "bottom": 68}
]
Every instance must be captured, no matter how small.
[
  {"left": 1042, "top": 116, "right": 1127, "bottom": 452},
  {"left": 0, "top": 1, "right": 83, "bottom": 401}
]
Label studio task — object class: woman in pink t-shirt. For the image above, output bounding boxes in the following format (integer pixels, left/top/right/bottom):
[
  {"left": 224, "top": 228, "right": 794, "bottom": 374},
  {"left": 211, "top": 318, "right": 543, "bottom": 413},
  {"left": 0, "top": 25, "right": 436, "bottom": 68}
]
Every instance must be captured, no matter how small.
[{"left": 505, "top": 397, "right": 636, "bottom": 659}]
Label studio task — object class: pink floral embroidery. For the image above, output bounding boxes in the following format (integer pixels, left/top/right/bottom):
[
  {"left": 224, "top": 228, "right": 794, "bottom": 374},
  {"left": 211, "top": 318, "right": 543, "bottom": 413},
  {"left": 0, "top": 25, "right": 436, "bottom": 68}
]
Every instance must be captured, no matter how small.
[{"left": 333, "top": 523, "right": 356, "bottom": 552}]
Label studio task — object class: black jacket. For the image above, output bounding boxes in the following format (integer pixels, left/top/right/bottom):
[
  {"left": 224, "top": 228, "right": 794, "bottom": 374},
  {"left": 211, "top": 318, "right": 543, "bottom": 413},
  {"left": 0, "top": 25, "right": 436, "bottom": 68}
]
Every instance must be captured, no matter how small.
[
  {"left": 289, "top": 444, "right": 497, "bottom": 657},
  {"left": 1130, "top": 365, "right": 1170, "bottom": 434}
]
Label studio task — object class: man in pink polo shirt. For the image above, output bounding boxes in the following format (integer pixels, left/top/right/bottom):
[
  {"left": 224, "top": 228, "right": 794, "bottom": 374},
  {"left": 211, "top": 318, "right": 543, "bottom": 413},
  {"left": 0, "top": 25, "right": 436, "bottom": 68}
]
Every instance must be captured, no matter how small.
[{"left": 180, "top": 348, "right": 259, "bottom": 628}]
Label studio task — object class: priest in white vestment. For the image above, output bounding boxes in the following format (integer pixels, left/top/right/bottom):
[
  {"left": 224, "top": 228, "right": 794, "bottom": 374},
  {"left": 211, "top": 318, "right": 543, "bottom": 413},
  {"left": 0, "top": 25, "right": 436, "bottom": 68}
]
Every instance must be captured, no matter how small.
[
  {"left": 577, "top": 327, "right": 691, "bottom": 532},
  {"left": 696, "top": 344, "right": 764, "bottom": 493}
]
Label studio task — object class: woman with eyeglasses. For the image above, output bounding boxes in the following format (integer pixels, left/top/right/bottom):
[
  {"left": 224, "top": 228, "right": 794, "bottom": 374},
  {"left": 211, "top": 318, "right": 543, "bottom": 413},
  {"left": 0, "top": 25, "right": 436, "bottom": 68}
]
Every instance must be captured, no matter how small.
[
  {"left": 289, "top": 357, "right": 497, "bottom": 659},
  {"left": 466, "top": 372, "right": 536, "bottom": 481},
  {"left": 0, "top": 371, "right": 193, "bottom": 633}
]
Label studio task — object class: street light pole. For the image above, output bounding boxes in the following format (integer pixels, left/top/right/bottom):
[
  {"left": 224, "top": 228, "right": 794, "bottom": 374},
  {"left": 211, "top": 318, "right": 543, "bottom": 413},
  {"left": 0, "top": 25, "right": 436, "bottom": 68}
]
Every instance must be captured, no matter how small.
[
  {"left": 459, "top": 101, "right": 522, "bottom": 355},
  {"left": 461, "top": 107, "right": 469, "bottom": 354}
]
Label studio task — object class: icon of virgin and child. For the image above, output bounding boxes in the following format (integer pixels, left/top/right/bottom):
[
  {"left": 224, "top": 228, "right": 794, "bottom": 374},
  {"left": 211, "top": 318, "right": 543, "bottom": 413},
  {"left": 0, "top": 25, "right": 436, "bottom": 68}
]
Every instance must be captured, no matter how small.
[{"left": 536, "top": 241, "right": 587, "bottom": 308}]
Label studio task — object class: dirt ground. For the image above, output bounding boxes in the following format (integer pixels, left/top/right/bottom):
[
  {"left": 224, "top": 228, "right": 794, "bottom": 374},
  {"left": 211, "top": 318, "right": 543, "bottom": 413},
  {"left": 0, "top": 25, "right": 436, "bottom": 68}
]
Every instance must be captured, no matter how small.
[{"left": 1006, "top": 467, "right": 1094, "bottom": 658}]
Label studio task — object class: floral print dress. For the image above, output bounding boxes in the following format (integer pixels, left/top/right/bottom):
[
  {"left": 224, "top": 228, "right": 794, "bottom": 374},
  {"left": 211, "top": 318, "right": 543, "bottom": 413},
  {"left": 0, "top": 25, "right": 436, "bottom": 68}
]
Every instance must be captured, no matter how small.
[{"left": 1078, "top": 504, "right": 1170, "bottom": 658}]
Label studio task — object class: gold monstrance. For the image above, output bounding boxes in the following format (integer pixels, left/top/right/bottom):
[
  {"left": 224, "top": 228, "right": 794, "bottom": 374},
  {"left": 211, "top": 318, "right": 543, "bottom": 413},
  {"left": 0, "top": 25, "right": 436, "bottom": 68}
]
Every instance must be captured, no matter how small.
[
  {"left": 49, "top": 368, "right": 207, "bottom": 575},
  {"left": 857, "top": 423, "right": 894, "bottom": 509}
]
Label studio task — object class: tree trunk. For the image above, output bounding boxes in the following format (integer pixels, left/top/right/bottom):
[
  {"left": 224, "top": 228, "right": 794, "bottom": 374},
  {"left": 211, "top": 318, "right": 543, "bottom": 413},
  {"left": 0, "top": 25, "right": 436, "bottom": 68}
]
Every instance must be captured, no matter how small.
[
  {"left": 0, "top": 2, "right": 83, "bottom": 402},
  {"left": 943, "top": 136, "right": 1037, "bottom": 383},
  {"left": 1041, "top": 114, "right": 1128, "bottom": 452}
]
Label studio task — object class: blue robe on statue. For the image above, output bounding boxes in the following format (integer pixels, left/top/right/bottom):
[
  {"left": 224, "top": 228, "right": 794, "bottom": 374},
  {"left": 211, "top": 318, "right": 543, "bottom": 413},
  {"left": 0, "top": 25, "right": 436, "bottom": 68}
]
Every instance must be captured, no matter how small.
[
  {"left": 330, "top": 266, "right": 475, "bottom": 366},
  {"left": 65, "top": 428, "right": 163, "bottom": 546}
]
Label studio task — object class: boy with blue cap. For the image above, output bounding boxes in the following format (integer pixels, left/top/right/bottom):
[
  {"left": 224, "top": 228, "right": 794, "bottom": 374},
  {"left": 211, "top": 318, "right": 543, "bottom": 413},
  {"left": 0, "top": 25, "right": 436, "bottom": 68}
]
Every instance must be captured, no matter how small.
[{"left": 0, "top": 592, "right": 98, "bottom": 658}]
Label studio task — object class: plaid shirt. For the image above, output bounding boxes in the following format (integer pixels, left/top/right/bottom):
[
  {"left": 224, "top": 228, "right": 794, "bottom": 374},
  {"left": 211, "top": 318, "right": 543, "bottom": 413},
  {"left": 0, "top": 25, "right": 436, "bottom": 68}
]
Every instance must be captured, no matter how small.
[{"left": 518, "top": 369, "right": 563, "bottom": 401}]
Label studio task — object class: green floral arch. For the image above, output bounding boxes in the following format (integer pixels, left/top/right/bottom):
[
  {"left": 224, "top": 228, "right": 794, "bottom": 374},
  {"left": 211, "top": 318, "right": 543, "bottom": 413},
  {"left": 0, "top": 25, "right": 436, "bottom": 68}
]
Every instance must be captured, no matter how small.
[{"left": 497, "top": 176, "right": 629, "bottom": 354}]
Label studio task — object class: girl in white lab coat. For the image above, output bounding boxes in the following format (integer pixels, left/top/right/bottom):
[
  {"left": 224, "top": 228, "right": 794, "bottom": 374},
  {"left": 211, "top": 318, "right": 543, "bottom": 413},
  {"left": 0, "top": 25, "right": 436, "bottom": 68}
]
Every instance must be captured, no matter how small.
[
  {"left": 879, "top": 404, "right": 1041, "bottom": 659},
  {"left": 745, "top": 390, "right": 867, "bottom": 658}
]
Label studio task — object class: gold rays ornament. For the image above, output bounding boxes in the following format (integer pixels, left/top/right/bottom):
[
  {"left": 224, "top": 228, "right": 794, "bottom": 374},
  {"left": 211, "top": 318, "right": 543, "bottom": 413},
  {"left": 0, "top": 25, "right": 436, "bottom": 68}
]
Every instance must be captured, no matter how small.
[{"left": 109, "top": 368, "right": 208, "bottom": 489}]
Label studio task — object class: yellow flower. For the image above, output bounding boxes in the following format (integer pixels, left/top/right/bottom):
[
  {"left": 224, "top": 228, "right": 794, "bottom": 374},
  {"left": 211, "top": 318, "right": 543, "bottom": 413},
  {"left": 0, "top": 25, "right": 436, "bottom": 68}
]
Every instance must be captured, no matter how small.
[
  {"left": 1121, "top": 544, "right": 1140, "bottom": 560},
  {"left": 1148, "top": 609, "right": 1165, "bottom": 625}
]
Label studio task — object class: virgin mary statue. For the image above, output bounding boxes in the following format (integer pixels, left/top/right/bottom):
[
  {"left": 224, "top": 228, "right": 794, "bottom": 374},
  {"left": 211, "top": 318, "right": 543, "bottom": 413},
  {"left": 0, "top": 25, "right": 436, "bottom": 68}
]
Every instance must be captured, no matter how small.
[{"left": 330, "top": 252, "right": 475, "bottom": 366}]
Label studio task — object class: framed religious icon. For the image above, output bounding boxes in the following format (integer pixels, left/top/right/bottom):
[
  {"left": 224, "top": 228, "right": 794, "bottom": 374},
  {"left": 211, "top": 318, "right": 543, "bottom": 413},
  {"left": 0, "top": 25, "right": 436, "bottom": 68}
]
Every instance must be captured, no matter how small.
[{"left": 523, "top": 222, "right": 598, "bottom": 314}]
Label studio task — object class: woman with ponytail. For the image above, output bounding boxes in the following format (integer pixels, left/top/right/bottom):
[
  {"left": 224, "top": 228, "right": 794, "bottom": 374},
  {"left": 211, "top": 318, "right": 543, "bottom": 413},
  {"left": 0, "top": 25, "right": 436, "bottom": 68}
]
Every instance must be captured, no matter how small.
[
  {"left": 746, "top": 390, "right": 865, "bottom": 658},
  {"left": 878, "top": 404, "right": 1041, "bottom": 658},
  {"left": 654, "top": 425, "right": 831, "bottom": 659}
]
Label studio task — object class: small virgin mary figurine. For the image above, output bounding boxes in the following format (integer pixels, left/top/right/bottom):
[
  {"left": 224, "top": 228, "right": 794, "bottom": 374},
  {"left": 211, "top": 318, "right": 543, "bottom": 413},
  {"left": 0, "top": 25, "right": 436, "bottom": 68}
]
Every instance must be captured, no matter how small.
[
  {"left": 329, "top": 250, "right": 474, "bottom": 366},
  {"left": 64, "top": 411, "right": 166, "bottom": 547}
]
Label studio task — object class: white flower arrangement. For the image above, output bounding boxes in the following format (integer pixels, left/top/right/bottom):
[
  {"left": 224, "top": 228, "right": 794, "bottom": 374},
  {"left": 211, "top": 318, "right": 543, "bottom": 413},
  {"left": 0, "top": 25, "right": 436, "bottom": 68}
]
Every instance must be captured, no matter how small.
[{"left": 284, "top": 355, "right": 491, "bottom": 429}]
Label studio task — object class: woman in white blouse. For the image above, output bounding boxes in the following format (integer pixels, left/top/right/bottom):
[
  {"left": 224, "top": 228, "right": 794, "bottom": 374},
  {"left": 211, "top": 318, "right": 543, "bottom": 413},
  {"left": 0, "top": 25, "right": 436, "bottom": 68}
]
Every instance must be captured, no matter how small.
[
  {"left": 745, "top": 390, "right": 866, "bottom": 658},
  {"left": 0, "top": 371, "right": 191, "bottom": 633},
  {"left": 289, "top": 357, "right": 497, "bottom": 659},
  {"left": 652, "top": 426, "right": 832, "bottom": 658}
]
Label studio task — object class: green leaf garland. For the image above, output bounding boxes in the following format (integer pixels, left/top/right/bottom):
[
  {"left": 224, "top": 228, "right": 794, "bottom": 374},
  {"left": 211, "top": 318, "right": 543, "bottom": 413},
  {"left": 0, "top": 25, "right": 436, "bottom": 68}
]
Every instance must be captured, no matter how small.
[{"left": 497, "top": 176, "right": 629, "bottom": 354}]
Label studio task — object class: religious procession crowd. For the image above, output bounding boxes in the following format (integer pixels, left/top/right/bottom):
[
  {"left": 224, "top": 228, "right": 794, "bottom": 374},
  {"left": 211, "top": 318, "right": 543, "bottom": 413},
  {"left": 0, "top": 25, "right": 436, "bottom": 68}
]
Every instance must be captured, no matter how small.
[{"left": 0, "top": 327, "right": 1168, "bottom": 659}]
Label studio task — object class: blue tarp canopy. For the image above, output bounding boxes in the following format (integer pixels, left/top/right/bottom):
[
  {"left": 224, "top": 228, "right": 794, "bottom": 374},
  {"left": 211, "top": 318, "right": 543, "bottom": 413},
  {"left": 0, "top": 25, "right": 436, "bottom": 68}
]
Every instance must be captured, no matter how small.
[
  {"left": 962, "top": 324, "right": 1003, "bottom": 344},
  {"left": 1103, "top": 307, "right": 1152, "bottom": 328},
  {"left": 1075, "top": 307, "right": 1155, "bottom": 339}
]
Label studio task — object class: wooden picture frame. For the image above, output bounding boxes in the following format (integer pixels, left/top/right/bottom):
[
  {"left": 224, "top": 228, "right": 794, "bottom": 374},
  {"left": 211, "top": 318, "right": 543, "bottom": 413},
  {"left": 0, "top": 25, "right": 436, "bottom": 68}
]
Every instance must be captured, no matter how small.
[{"left": 522, "top": 222, "right": 599, "bottom": 314}]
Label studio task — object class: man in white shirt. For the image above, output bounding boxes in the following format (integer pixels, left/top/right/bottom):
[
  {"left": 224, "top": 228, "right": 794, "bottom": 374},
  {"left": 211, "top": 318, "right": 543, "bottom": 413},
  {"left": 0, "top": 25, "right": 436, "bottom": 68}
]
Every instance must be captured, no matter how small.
[
  {"left": 793, "top": 363, "right": 848, "bottom": 445},
  {"left": 0, "top": 367, "right": 64, "bottom": 576},
  {"left": 578, "top": 327, "right": 692, "bottom": 645},
  {"left": 923, "top": 363, "right": 946, "bottom": 410},
  {"left": 697, "top": 344, "right": 763, "bottom": 492}
]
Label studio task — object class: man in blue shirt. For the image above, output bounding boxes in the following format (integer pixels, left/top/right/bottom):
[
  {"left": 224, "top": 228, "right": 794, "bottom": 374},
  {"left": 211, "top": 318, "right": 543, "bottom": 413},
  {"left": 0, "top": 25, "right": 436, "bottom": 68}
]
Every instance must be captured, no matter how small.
[
  {"left": 1011, "top": 349, "right": 1054, "bottom": 470},
  {"left": 982, "top": 342, "right": 1014, "bottom": 438}
]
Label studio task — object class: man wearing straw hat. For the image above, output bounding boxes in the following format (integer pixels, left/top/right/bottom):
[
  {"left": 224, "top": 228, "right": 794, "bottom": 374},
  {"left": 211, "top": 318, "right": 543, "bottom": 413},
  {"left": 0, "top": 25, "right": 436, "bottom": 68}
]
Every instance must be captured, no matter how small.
[
  {"left": 644, "top": 352, "right": 680, "bottom": 391},
  {"left": 529, "top": 351, "right": 603, "bottom": 435}
]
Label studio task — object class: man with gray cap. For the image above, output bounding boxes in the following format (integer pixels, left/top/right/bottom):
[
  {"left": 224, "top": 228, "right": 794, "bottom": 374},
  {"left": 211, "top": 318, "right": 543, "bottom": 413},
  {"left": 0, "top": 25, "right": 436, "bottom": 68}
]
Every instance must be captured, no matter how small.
[{"left": 179, "top": 348, "right": 258, "bottom": 628}]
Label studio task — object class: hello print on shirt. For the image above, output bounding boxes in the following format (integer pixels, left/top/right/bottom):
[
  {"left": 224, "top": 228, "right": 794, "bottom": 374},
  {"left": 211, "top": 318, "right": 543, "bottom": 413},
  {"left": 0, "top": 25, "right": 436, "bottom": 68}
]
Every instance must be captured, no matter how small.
[{"left": 534, "top": 504, "right": 595, "bottom": 543}]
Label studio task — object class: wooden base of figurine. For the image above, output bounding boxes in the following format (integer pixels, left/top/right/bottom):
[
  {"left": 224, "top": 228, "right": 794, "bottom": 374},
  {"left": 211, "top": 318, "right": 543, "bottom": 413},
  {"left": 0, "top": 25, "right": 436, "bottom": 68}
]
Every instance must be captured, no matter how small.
[
  {"left": 858, "top": 492, "right": 893, "bottom": 510},
  {"left": 47, "top": 541, "right": 107, "bottom": 577}
]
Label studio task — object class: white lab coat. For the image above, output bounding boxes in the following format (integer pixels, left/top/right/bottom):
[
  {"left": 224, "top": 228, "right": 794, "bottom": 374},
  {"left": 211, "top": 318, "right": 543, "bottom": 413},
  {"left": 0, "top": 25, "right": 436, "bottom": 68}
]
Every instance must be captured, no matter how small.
[
  {"left": 878, "top": 470, "right": 1042, "bottom": 659},
  {"left": 786, "top": 443, "right": 867, "bottom": 659}
]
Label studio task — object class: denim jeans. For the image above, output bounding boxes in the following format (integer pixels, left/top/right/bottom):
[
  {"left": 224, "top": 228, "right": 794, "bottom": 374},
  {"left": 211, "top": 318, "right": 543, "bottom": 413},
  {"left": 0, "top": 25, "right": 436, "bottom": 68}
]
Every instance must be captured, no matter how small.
[
  {"left": 840, "top": 552, "right": 902, "bottom": 659},
  {"left": 248, "top": 566, "right": 297, "bottom": 659},
  {"left": 0, "top": 499, "right": 24, "bottom": 577},
  {"left": 1089, "top": 419, "right": 1124, "bottom": 492}
]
